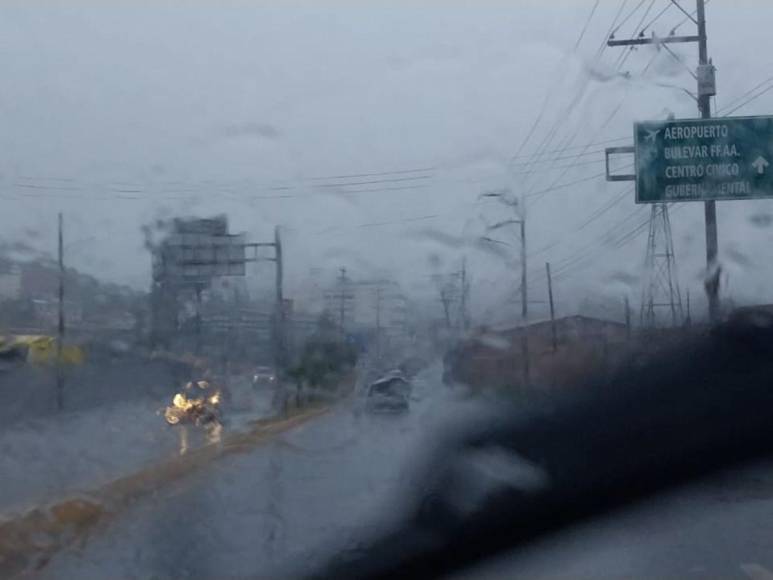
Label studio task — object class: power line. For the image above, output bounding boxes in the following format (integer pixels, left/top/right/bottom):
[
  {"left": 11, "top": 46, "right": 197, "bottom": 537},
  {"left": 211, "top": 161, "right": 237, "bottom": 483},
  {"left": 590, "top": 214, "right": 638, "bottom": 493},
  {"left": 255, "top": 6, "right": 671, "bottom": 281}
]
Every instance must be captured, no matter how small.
[
  {"left": 510, "top": 137, "right": 629, "bottom": 161},
  {"left": 596, "top": 0, "right": 631, "bottom": 58},
  {"left": 524, "top": 169, "right": 613, "bottom": 199},
  {"left": 531, "top": 204, "right": 650, "bottom": 282},
  {"left": 553, "top": 203, "right": 687, "bottom": 283},
  {"left": 574, "top": 0, "right": 602, "bottom": 51},
  {"left": 528, "top": 95, "right": 631, "bottom": 204},
  {"left": 716, "top": 75, "right": 773, "bottom": 115},
  {"left": 616, "top": 0, "right": 658, "bottom": 72},
  {"left": 640, "top": 1, "right": 673, "bottom": 35},
  {"left": 575, "top": 188, "right": 631, "bottom": 232},
  {"left": 722, "top": 84, "right": 773, "bottom": 116},
  {"left": 610, "top": 0, "right": 649, "bottom": 37},
  {"left": 523, "top": 6, "right": 655, "bottom": 204},
  {"left": 309, "top": 166, "right": 435, "bottom": 181},
  {"left": 316, "top": 175, "right": 432, "bottom": 188}
]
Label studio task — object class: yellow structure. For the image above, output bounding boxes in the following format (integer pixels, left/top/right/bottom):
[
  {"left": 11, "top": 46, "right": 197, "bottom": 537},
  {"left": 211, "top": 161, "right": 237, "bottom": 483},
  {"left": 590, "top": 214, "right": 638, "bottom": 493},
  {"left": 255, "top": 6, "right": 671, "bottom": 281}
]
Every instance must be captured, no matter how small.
[{"left": 0, "top": 335, "right": 85, "bottom": 365}]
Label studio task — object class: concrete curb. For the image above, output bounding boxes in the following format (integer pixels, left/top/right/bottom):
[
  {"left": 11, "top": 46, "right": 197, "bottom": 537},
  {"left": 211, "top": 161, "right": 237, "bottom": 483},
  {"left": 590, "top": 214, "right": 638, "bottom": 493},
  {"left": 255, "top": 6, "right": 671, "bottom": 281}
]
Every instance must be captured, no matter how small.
[{"left": 0, "top": 405, "right": 330, "bottom": 578}]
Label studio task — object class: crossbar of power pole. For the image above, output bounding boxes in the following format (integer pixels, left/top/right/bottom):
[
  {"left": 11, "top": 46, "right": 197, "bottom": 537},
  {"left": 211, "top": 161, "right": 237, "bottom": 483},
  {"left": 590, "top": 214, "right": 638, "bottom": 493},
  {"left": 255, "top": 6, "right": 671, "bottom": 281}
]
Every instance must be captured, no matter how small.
[{"left": 607, "top": 35, "right": 699, "bottom": 47}]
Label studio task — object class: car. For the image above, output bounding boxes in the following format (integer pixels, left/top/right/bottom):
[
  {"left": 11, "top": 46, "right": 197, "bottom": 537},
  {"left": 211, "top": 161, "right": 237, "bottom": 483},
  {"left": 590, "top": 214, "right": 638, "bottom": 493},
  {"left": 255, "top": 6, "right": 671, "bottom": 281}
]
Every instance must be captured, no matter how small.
[
  {"left": 252, "top": 366, "right": 277, "bottom": 386},
  {"left": 365, "top": 374, "right": 411, "bottom": 414}
]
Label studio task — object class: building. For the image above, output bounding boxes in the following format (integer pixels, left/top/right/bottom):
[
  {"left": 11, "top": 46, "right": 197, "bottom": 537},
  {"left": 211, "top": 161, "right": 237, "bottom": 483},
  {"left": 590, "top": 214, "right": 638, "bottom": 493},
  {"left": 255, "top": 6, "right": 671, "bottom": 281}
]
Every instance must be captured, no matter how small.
[
  {"left": 0, "top": 263, "right": 22, "bottom": 301},
  {"left": 446, "top": 315, "right": 629, "bottom": 390}
]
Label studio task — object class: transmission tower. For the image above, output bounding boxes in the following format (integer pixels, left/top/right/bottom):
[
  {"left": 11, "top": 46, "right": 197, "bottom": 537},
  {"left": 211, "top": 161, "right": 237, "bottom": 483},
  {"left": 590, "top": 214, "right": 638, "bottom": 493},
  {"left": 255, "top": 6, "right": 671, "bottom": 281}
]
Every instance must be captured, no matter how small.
[{"left": 640, "top": 204, "right": 683, "bottom": 328}]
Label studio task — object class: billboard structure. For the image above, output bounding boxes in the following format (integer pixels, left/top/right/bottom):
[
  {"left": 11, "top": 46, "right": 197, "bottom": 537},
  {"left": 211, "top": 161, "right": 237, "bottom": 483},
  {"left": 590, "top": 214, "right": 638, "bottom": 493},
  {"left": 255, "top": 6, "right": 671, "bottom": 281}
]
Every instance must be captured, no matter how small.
[
  {"left": 150, "top": 215, "right": 249, "bottom": 351},
  {"left": 153, "top": 216, "right": 247, "bottom": 284}
]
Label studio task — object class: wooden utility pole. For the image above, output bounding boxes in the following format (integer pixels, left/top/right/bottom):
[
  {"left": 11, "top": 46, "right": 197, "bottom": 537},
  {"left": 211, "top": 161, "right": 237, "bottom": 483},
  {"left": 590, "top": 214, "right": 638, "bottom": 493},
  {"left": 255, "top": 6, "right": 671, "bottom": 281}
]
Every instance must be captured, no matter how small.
[
  {"left": 519, "top": 219, "right": 530, "bottom": 386},
  {"left": 460, "top": 258, "right": 468, "bottom": 332},
  {"left": 685, "top": 289, "right": 692, "bottom": 328},
  {"left": 194, "top": 285, "right": 203, "bottom": 357},
  {"left": 375, "top": 285, "right": 382, "bottom": 360},
  {"left": 696, "top": 0, "right": 720, "bottom": 323},
  {"left": 333, "top": 267, "right": 355, "bottom": 341},
  {"left": 56, "top": 212, "right": 65, "bottom": 411},
  {"left": 339, "top": 268, "right": 346, "bottom": 335},
  {"left": 273, "top": 226, "right": 286, "bottom": 370},
  {"left": 624, "top": 295, "right": 632, "bottom": 340},
  {"left": 546, "top": 262, "right": 557, "bottom": 352}
]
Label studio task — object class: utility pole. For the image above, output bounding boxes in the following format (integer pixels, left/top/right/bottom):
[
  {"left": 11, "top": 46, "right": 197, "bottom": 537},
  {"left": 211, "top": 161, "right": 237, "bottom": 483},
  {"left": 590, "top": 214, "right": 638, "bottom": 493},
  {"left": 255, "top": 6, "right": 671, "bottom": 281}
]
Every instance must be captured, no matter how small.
[
  {"left": 375, "top": 285, "right": 382, "bottom": 361},
  {"left": 194, "top": 285, "right": 202, "bottom": 357},
  {"left": 519, "top": 218, "right": 530, "bottom": 386},
  {"left": 546, "top": 262, "right": 557, "bottom": 353},
  {"left": 56, "top": 212, "right": 64, "bottom": 411},
  {"left": 608, "top": 0, "right": 719, "bottom": 322},
  {"left": 273, "top": 226, "right": 286, "bottom": 370},
  {"left": 460, "top": 258, "right": 469, "bottom": 332},
  {"left": 339, "top": 268, "right": 346, "bottom": 334},
  {"left": 246, "top": 229, "right": 286, "bottom": 370},
  {"left": 697, "top": 0, "right": 720, "bottom": 323},
  {"left": 685, "top": 289, "right": 692, "bottom": 328},
  {"left": 336, "top": 267, "right": 352, "bottom": 340},
  {"left": 624, "top": 295, "right": 632, "bottom": 340}
]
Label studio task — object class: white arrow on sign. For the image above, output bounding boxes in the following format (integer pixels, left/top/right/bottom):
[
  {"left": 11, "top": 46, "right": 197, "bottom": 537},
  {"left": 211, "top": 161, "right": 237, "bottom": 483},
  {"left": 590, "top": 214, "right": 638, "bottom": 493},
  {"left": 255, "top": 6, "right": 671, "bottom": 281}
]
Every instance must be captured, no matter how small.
[{"left": 752, "top": 156, "right": 770, "bottom": 175}]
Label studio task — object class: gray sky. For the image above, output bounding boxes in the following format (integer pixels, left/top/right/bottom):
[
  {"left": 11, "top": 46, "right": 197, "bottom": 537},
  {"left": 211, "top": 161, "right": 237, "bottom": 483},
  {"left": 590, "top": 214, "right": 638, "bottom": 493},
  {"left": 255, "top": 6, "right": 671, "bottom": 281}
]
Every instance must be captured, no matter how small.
[{"left": 2, "top": 1, "right": 773, "bottom": 322}]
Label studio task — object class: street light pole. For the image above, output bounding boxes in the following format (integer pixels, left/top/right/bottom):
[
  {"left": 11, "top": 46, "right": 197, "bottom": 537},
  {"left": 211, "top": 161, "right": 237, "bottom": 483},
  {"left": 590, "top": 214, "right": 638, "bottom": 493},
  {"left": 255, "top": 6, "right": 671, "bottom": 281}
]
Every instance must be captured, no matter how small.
[{"left": 480, "top": 189, "right": 530, "bottom": 387}]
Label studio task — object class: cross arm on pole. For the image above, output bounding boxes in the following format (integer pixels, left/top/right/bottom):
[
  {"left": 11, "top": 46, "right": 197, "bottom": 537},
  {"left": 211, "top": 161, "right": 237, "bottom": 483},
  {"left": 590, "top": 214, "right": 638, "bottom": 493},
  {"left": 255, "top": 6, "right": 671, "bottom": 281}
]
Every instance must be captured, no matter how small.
[
  {"left": 607, "top": 35, "right": 699, "bottom": 47},
  {"left": 488, "top": 219, "right": 523, "bottom": 231}
]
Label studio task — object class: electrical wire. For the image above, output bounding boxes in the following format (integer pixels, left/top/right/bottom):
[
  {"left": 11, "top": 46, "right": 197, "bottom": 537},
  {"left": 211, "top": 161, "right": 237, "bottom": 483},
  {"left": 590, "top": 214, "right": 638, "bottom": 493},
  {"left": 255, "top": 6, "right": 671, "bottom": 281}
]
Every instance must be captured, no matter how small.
[
  {"left": 610, "top": 0, "right": 650, "bottom": 37},
  {"left": 717, "top": 76, "right": 773, "bottom": 116},
  {"left": 721, "top": 84, "right": 773, "bottom": 116},
  {"left": 575, "top": 0, "right": 602, "bottom": 51},
  {"left": 596, "top": 0, "right": 630, "bottom": 59},
  {"left": 511, "top": 137, "right": 629, "bottom": 160},
  {"left": 616, "top": 0, "right": 658, "bottom": 72},
  {"left": 640, "top": 1, "right": 673, "bottom": 35}
]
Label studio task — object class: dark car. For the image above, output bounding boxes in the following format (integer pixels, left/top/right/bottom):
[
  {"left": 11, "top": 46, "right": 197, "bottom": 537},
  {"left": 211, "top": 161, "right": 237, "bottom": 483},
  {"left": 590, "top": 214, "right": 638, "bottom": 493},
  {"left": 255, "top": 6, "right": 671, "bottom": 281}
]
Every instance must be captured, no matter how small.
[
  {"left": 365, "top": 375, "right": 411, "bottom": 414},
  {"left": 252, "top": 366, "right": 277, "bottom": 386}
]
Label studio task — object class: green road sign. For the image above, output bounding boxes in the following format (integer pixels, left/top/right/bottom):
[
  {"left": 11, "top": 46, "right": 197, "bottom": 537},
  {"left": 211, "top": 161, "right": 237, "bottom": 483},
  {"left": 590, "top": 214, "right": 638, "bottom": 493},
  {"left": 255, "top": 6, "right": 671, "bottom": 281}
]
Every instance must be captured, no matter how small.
[{"left": 635, "top": 115, "right": 773, "bottom": 203}]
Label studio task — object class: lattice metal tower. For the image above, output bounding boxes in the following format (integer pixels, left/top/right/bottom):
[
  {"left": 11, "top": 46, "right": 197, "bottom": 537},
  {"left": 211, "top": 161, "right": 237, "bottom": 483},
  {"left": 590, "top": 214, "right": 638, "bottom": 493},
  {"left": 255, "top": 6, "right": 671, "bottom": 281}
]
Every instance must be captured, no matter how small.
[{"left": 640, "top": 203, "right": 684, "bottom": 328}]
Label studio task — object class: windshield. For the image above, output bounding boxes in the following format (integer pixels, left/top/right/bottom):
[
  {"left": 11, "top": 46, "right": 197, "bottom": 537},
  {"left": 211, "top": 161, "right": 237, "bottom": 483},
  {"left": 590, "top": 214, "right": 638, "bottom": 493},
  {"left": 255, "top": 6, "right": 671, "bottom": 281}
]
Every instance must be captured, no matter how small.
[
  {"left": 2, "top": 2, "right": 773, "bottom": 579},
  {"left": 370, "top": 378, "right": 410, "bottom": 397}
]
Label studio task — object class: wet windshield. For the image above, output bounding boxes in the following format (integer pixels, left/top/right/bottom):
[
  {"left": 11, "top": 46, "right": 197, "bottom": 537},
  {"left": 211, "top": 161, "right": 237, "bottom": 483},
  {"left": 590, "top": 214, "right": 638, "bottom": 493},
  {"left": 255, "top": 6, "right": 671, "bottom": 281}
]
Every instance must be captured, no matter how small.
[{"left": 2, "top": 1, "right": 773, "bottom": 579}]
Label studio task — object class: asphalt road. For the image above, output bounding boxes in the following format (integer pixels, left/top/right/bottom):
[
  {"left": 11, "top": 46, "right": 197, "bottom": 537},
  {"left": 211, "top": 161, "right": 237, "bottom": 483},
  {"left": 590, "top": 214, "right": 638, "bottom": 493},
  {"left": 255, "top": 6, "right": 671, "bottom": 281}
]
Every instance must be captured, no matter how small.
[
  {"left": 34, "top": 363, "right": 773, "bottom": 580},
  {"left": 37, "top": 363, "right": 467, "bottom": 579}
]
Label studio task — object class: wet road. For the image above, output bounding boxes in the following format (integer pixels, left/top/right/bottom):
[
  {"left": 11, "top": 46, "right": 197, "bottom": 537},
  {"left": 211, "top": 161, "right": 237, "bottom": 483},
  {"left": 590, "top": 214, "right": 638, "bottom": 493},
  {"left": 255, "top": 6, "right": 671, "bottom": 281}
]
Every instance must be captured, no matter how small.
[
  {"left": 38, "top": 363, "right": 467, "bottom": 579},
  {"left": 34, "top": 363, "right": 773, "bottom": 580}
]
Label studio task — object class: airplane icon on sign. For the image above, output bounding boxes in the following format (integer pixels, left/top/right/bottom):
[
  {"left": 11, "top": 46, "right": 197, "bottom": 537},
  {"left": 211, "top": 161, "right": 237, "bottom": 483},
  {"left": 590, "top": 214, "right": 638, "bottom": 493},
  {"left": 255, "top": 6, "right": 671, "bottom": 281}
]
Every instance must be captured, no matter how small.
[{"left": 645, "top": 129, "right": 661, "bottom": 142}]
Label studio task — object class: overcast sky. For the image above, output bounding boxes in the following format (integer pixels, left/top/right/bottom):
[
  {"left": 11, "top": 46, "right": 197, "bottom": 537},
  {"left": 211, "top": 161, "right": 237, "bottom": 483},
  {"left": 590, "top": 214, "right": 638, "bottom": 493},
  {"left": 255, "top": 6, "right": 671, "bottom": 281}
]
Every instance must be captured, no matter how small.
[{"left": 2, "top": 1, "right": 773, "bottom": 323}]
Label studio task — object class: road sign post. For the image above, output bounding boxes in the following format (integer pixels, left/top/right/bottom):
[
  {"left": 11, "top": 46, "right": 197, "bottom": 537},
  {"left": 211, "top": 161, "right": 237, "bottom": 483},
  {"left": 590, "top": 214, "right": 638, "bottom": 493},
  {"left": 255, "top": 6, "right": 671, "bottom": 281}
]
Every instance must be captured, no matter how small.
[{"left": 635, "top": 116, "right": 773, "bottom": 204}]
